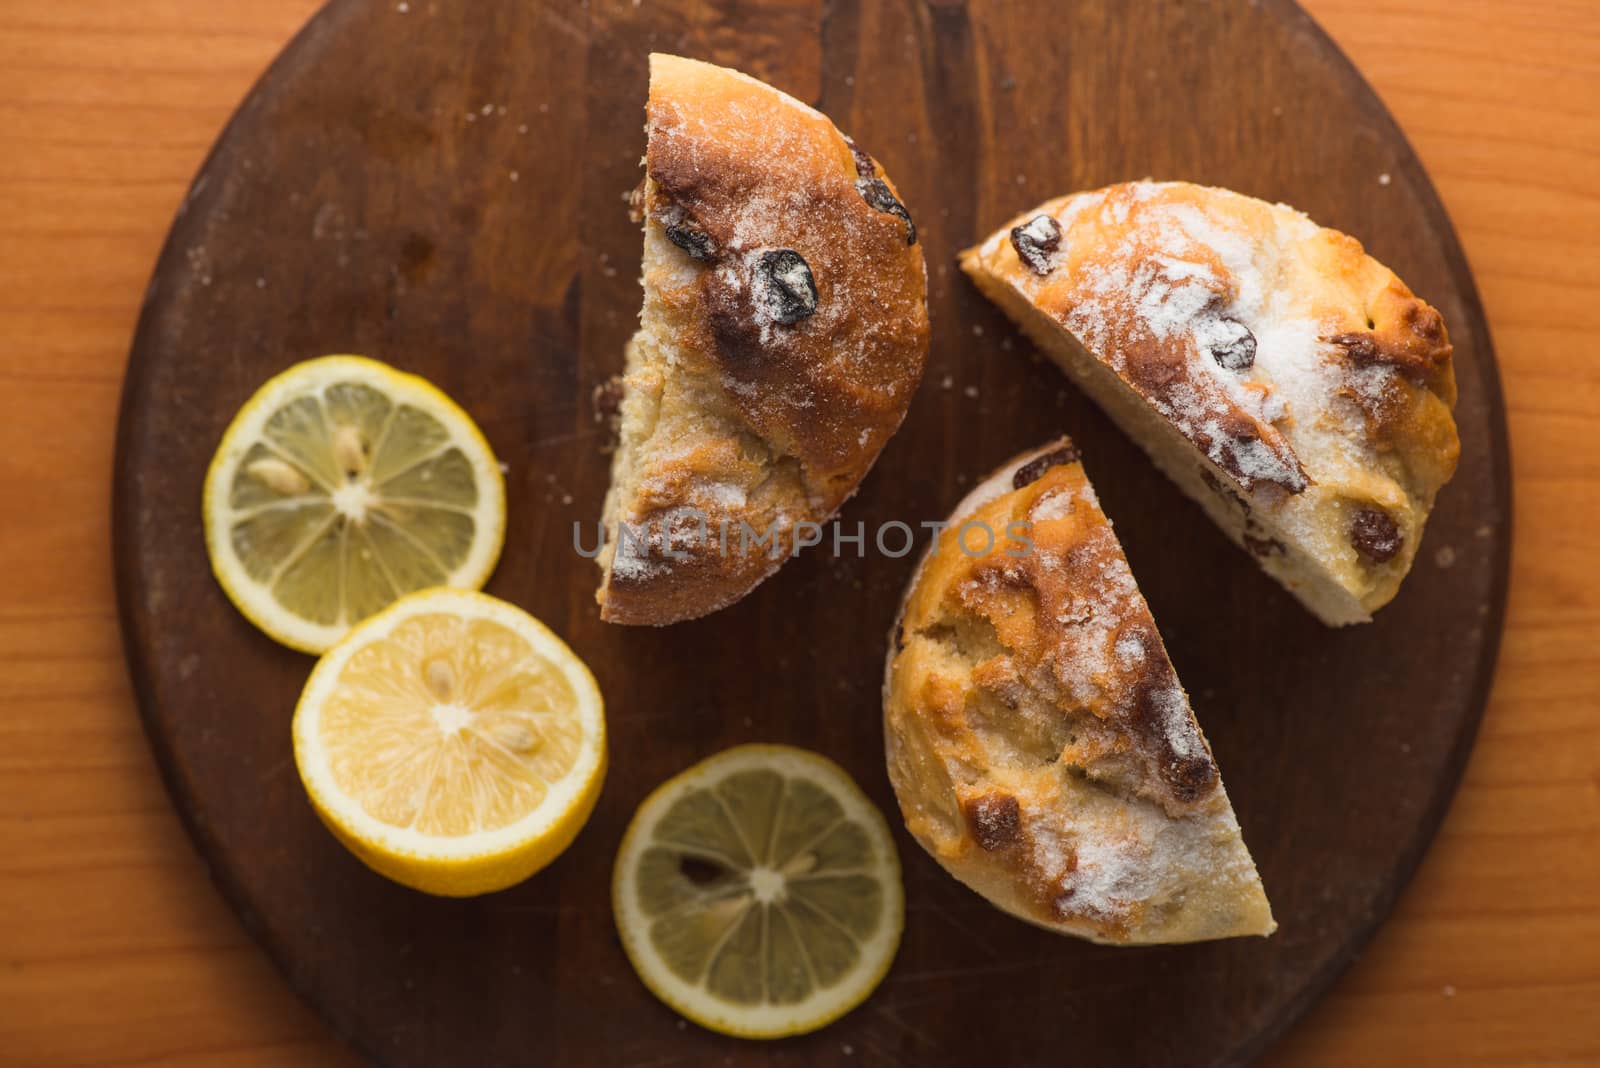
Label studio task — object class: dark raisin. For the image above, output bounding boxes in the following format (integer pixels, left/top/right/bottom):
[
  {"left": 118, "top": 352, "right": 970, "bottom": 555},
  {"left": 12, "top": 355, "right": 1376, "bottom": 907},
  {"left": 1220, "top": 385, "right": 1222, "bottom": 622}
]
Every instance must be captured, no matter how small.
[
  {"left": 665, "top": 220, "right": 716, "bottom": 262},
  {"left": 1200, "top": 467, "right": 1252, "bottom": 516},
  {"left": 1350, "top": 507, "right": 1403, "bottom": 563},
  {"left": 855, "top": 177, "right": 917, "bottom": 244},
  {"left": 1243, "top": 531, "right": 1285, "bottom": 558},
  {"left": 1166, "top": 753, "right": 1219, "bottom": 804},
  {"left": 1012, "top": 444, "right": 1080, "bottom": 490},
  {"left": 1130, "top": 671, "right": 1217, "bottom": 804},
  {"left": 964, "top": 793, "right": 1021, "bottom": 851},
  {"left": 844, "top": 136, "right": 877, "bottom": 179},
  {"left": 754, "top": 249, "right": 818, "bottom": 325},
  {"left": 1009, "top": 213, "right": 1061, "bottom": 275},
  {"left": 1208, "top": 318, "right": 1257, "bottom": 370},
  {"left": 1330, "top": 326, "right": 1443, "bottom": 381},
  {"left": 1329, "top": 332, "right": 1381, "bottom": 366}
]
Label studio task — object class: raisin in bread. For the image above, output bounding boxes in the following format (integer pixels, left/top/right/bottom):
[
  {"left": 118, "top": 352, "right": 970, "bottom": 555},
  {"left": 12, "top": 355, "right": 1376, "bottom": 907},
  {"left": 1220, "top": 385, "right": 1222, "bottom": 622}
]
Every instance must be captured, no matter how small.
[
  {"left": 883, "top": 441, "right": 1274, "bottom": 944},
  {"left": 596, "top": 54, "right": 929, "bottom": 625},
  {"left": 961, "top": 181, "right": 1459, "bottom": 626}
]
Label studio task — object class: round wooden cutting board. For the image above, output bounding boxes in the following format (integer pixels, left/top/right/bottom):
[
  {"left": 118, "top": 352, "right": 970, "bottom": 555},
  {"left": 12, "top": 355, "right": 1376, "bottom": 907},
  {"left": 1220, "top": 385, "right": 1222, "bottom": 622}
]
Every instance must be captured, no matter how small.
[{"left": 112, "top": 1, "right": 1510, "bottom": 1064}]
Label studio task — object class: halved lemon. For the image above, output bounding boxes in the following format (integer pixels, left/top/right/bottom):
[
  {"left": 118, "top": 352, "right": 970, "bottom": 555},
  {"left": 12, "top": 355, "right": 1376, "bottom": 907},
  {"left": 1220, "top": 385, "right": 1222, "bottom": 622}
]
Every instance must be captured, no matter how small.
[
  {"left": 203, "top": 354, "right": 506, "bottom": 653},
  {"left": 613, "top": 744, "right": 903, "bottom": 1038},
  {"left": 293, "top": 588, "right": 605, "bottom": 896}
]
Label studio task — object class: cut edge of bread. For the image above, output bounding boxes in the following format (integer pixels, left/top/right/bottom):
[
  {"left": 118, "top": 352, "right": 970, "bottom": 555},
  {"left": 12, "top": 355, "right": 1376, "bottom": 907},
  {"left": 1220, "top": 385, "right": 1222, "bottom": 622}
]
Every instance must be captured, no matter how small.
[{"left": 595, "top": 186, "right": 786, "bottom": 625}]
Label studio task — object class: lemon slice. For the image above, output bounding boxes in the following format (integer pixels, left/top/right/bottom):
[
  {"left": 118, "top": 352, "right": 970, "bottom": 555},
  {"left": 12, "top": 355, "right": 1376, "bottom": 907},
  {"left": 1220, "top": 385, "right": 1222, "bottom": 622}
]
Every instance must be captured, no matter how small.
[
  {"left": 293, "top": 588, "right": 606, "bottom": 896},
  {"left": 203, "top": 354, "right": 506, "bottom": 653},
  {"left": 613, "top": 744, "right": 903, "bottom": 1038}
]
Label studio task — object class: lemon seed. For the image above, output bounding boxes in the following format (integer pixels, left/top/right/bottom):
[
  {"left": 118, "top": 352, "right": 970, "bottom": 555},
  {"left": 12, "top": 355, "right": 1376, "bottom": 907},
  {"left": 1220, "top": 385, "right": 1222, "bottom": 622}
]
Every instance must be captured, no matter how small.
[
  {"left": 424, "top": 658, "right": 455, "bottom": 701},
  {"left": 781, "top": 851, "right": 818, "bottom": 877},
  {"left": 332, "top": 425, "right": 367, "bottom": 477},
  {"left": 489, "top": 723, "right": 539, "bottom": 752},
  {"left": 247, "top": 458, "right": 310, "bottom": 496}
]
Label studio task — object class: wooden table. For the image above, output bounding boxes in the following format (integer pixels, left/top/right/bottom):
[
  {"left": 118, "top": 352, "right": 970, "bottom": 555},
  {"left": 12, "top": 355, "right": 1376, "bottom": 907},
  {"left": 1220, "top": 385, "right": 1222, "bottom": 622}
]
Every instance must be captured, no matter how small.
[{"left": 1, "top": 1, "right": 1594, "bottom": 1064}]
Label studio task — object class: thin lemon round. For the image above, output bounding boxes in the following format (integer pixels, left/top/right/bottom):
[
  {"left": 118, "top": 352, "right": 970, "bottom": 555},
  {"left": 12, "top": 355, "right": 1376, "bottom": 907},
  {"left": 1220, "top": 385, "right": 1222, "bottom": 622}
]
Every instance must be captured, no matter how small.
[
  {"left": 612, "top": 744, "right": 903, "bottom": 1039},
  {"left": 293, "top": 588, "right": 605, "bottom": 897},
  {"left": 203, "top": 354, "right": 506, "bottom": 654}
]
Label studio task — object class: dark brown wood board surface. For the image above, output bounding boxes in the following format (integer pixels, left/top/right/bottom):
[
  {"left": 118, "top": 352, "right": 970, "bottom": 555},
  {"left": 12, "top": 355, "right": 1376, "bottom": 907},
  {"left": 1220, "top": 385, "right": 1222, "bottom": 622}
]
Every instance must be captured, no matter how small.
[{"left": 111, "top": 0, "right": 1510, "bottom": 1065}]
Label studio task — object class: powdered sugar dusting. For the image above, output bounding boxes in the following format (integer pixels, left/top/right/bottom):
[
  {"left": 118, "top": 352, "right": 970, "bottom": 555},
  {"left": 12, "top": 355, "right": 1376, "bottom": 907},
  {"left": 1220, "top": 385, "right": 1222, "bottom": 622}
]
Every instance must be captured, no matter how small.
[
  {"left": 1056, "top": 193, "right": 1310, "bottom": 490},
  {"left": 609, "top": 532, "right": 671, "bottom": 582},
  {"left": 1035, "top": 793, "right": 1254, "bottom": 927},
  {"left": 1113, "top": 632, "right": 1145, "bottom": 667},
  {"left": 702, "top": 481, "right": 748, "bottom": 509},
  {"left": 1145, "top": 679, "right": 1202, "bottom": 760},
  {"left": 1003, "top": 182, "right": 1395, "bottom": 501},
  {"left": 1029, "top": 488, "right": 1078, "bottom": 522},
  {"left": 1039, "top": 548, "right": 1141, "bottom": 709},
  {"left": 1054, "top": 825, "right": 1161, "bottom": 922}
]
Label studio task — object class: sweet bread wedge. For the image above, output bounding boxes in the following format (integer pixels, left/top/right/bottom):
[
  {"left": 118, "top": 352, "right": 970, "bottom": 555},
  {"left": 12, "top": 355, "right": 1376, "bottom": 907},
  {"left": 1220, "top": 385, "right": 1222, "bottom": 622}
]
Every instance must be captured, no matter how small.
[
  {"left": 883, "top": 441, "right": 1274, "bottom": 944},
  {"left": 596, "top": 54, "right": 929, "bottom": 625},
  {"left": 961, "top": 181, "right": 1459, "bottom": 625}
]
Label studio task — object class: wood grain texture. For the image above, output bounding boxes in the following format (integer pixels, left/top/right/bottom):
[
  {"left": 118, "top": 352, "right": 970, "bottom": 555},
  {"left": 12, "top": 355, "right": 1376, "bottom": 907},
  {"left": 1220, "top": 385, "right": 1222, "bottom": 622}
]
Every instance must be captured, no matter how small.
[{"left": 0, "top": 2, "right": 1593, "bottom": 1067}]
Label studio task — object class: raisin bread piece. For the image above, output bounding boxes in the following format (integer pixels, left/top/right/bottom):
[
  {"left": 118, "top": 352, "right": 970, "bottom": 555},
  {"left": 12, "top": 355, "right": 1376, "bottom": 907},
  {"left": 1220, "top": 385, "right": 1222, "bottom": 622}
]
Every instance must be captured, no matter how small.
[
  {"left": 883, "top": 441, "right": 1274, "bottom": 944},
  {"left": 596, "top": 54, "right": 929, "bottom": 625},
  {"left": 961, "top": 182, "right": 1459, "bottom": 626}
]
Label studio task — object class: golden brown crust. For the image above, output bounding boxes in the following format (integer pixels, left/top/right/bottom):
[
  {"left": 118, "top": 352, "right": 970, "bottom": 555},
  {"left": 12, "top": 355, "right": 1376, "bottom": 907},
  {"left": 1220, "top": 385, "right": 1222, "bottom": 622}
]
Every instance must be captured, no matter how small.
[
  {"left": 960, "top": 182, "right": 1461, "bottom": 624},
  {"left": 597, "top": 54, "right": 929, "bottom": 625},
  {"left": 645, "top": 57, "right": 928, "bottom": 484},
  {"left": 883, "top": 441, "right": 1274, "bottom": 944}
]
